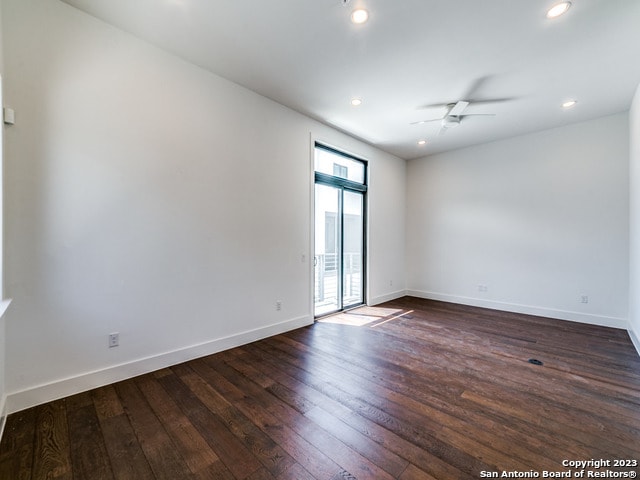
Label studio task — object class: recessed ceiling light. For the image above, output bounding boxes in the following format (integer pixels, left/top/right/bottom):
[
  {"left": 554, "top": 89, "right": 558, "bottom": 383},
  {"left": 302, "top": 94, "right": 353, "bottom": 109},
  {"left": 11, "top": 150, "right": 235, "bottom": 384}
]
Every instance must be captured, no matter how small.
[
  {"left": 547, "top": 1, "right": 571, "bottom": 18},
  {"left": 351, "top": 98, "right": 362, "bottom": 106},
  {"left": 562, "top": 100, "right": 577, "bottom": 108},
  {"left": 351, "top": 9, "right": 369, "bottom": 24},
  {"left": 417, "top": 140, "right": 427, "bottom": 146}
]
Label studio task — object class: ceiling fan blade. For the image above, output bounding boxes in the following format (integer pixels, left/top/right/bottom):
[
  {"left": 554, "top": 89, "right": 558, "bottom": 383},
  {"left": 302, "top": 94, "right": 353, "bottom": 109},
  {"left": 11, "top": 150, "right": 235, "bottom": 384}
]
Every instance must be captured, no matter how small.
[
  {"left": 448, "top": 101, "right": 469, "bottom": 116},
  {"left": 462, "top": 76, "right": 490, "bottom": 101},
  {"left": 410, "top": 118, "right": 443, "bottom": 125},
  {"left": 416, "top": 102, "right": 449, "bottom": 110},
  {"left": 467, "top": 97, "right": 515, "bottom": 105},
  {"left": 459, "top": 113, "right": 496, "bottom": 117}
]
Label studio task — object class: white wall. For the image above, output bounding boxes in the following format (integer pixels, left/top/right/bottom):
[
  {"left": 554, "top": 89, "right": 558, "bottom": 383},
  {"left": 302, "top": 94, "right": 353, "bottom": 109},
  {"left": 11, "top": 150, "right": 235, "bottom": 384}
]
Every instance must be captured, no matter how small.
[
  {"left": 367, "top": 142, "right": 407, "bottom": 303},
  {"left": 407, "top": 113, "right": 630, "bottom": 328},
  {"left": 1, "top": 0, "right": 405, "bottom": 412},
  {"left": 0, "top": 0, "right": 7, "bottom": 439},
  {"left": 629, "top": 84, "right": 640, "bottom": 354}
]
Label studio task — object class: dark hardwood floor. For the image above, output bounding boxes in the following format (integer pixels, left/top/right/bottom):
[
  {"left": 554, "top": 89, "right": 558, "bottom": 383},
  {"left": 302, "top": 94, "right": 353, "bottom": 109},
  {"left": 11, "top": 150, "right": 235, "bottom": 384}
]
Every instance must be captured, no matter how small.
[{"left": 1, "top": 297, "right": 639, "bottom": 479}]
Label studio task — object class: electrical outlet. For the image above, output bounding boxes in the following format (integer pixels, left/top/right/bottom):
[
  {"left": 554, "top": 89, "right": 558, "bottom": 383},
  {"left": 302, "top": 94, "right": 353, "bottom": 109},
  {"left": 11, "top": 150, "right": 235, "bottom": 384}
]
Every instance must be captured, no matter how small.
[
  {"left": 478, "top": 285, "right": 488, "bottom": 292},
  {"left": 580, "top": 295, "right": 589, "bottom": 304},
  {"left": 276, "top": 301, "right": 282, "bottom": 311},
  {"left": 109, "top": 332, "right": 119, "bottom": 348}
]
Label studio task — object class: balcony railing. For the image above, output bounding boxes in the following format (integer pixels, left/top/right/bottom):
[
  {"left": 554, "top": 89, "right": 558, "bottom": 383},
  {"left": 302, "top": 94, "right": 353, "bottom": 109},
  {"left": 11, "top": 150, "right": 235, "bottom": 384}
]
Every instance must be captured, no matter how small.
[{"left": 314, "top": 253, "right": 362, "bottom": 310}]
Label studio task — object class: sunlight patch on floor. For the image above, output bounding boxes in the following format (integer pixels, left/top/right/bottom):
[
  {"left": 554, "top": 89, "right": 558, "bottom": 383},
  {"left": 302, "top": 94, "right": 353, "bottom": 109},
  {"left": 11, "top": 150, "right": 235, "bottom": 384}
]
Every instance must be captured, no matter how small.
[{"left": 318, "top": 306, "right": 413, "bottom": 327}]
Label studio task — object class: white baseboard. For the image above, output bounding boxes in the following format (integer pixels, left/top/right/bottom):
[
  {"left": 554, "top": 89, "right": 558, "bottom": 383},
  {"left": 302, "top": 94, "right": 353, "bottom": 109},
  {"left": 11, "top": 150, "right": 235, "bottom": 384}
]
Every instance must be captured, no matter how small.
[
  {"left": 0, "top": 300, "right": 10, "bottom": 442},
  {"left": 368, "top": 289, "right": 407, "bottom": 306},
  {"left": 406, "top": 290, "right": 628, "bottom": 330},
  {"left": 629, "top": 326, "right": 640, "bottom": 358},
  {"left": 6, "top": 315, "right": 312, "bottom": 414},
  {"left": 0, "top": 395, "right": 6, "bottom": 444},
  {"left": 0, "top": 299, "right": 12, "bottom": 320}
]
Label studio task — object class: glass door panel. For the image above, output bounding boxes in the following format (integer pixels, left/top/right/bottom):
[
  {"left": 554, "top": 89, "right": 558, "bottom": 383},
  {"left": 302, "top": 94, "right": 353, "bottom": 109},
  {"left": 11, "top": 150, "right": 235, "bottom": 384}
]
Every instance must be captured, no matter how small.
[
  {"left": 314, "top": 184, "right": 341, "bottom": 316},
  {"left": 342, "top": 190, "right": 364, "bottom": 308},
  {"left": 313, "top": 144, "right": 367, "bottom": 318}
]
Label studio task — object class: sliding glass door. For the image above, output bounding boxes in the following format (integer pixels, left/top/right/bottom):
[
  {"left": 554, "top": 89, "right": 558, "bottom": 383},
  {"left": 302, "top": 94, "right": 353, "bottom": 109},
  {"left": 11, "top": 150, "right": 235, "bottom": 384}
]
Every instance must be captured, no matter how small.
[
  {"left": 342, "top": 190, "right": 364, "bottom": 307},
  {"left": 314, "top": 184, "right": 341, "bottom": 315},
  {"left": 314, "top": 144, "right": 367, "bottom": 317}
]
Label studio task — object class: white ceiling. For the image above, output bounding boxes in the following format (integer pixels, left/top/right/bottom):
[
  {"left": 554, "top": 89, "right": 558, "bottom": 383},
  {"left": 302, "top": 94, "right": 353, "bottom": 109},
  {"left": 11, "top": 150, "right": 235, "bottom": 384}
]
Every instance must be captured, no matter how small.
[{"left": 60, "top": 0, "right": 640, "bottom": 160}]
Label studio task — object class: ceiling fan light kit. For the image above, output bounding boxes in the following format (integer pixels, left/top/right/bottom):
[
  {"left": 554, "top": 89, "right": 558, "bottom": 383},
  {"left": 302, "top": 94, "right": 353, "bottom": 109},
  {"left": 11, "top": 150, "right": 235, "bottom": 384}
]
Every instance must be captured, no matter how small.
[
  {"left": 350, "top": 8, "right": 369, "bottom": 24},
  {"left": 547, "top": 1, "right": 572, "bottom": 19},
  {"left": 441, "top": 116, "right": 460, "bottom": 128}
]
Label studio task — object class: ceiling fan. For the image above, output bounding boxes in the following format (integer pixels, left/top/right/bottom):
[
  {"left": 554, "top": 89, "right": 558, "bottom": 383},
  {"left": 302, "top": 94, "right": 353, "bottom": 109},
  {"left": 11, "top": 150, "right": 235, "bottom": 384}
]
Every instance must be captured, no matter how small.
[{"left": 411, "top": 100, "right": 495, "bottom": 134}]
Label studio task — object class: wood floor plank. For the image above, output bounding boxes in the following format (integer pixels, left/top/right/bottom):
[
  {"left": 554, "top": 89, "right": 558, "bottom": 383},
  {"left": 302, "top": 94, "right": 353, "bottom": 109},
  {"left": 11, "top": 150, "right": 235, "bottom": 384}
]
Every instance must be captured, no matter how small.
[
  {"left": 66, "top": 393, "right": 115, "bottom": 480},
  {"left": 115, "top": 380, "right": 196, "bottom": 480},
  {"left": 188, "top": 357, "right": 346, "bottom": 479},
  {"left": 156, "top": 368, "right": 262, "bottom": 479},
  {"left": 235, "top": 345, "right": 472, "bottom": 479},
  {"left": 2, "top": 296, "right": 639, "bottom": 479},
  {"left": 174, "top": 364, "right": 302, "bottom": 478},
  {"left": 92, "top": 381, "right": 155, "bottom": 480},
  {"left": 248, "top": 340, "right": 481, "bottom": 478},
  {"left": 275, "top": 462, "right": 316, "bottom": 480},
  {"left": 32, "top": 399, "right": 73, "bottom": 480},
  {"left": 254, "top": 338, "right": 498, "bottom": 475},
  {"left": 303, "top": 405, "right": 409, "bottom": 477},
  {"left": 245, "top": 467, "right": 277, "bottom": 480},
  {"left": 92, "top": 385, "right": 125, "bottom": 419},
  {"left": 0, "top": 408, "right": 36, "bottom": 480},
  {"left": 95, "top": 413, "right": 156, "bottom": 480},
  {"left": 398, "top": 463, "right": 438, "bottom": 480},
  {"left": 135, "top": 374, "right": 225, "bottom": 476},
  {"left": 194, "top": 355, "right": 395, "bottom": 480},
  {"left": 192, "top": 460, "right": 237, "bottom": 480}
]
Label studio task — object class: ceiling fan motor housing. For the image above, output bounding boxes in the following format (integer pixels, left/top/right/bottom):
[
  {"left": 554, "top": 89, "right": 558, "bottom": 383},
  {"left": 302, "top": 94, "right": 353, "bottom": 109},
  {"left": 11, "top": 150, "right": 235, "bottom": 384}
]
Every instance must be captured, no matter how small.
[{"left": 442, "top": 116, "right": 461, "bottom": 128}]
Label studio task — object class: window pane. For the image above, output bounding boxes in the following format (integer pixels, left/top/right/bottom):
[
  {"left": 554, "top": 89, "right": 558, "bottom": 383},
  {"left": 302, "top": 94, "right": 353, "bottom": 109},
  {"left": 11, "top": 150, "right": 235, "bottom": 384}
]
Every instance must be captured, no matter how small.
[
  {"left": 315, "top": 147, "right": 365, "bottom": 184},
  {"left": 343, "top": 190, "right": 364, "bottom": 307},
  {"left": 314, "top": 184, "right": 340, "bottom": 315}
]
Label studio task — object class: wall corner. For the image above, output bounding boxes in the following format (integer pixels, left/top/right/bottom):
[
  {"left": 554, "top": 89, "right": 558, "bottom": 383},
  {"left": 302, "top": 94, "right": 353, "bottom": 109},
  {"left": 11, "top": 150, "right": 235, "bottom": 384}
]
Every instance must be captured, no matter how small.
[{"left": 629, "top": 81, "right": 640, "bottom": 357}]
